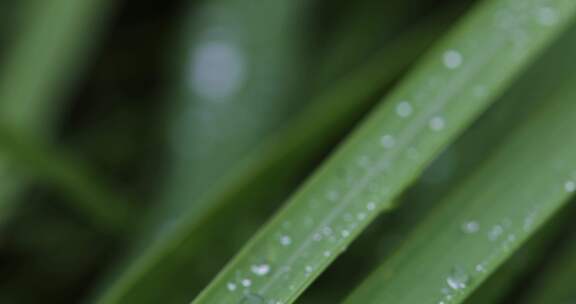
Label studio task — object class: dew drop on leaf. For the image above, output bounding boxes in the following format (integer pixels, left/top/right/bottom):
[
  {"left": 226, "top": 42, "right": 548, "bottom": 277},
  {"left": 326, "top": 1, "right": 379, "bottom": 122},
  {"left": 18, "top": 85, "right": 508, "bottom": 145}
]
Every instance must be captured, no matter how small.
[
  {"left": 366, "top": 202, "right": 376, "bottom": 211},
  {"left": 239, "top": 293, "right": 266, "bottom": 304},
  {"left": 461, "top": 221, "right": 480, "bottom": 234},
  {"left": 279, "top": 235, "right": 292, "bottom": 246},
  {"left": 380, "top": 134, "right": 396, "bottom": 149},
  {"left": 396, "top": 101, "right": 413, "bottom": 118},
  {"left": 241, "top": 278, "right": 252, "bottom": 287},
  {"left": 446, "top": 266, "right": 470, "bottom": 290},
  {"left": 442, "top": 49, "right": 463, "bottom": 69},
  {"left": 564, "top": 180, "right": 575, "bottom": 192},
  {"left": 251, "top": 264, "right": 271, "bottom": 276},
  {"left": 429, "top": 116, "right": 446, "bottom": 131},
  {"left": 488, "top": 225, "right": 504, "bottom": 241}
]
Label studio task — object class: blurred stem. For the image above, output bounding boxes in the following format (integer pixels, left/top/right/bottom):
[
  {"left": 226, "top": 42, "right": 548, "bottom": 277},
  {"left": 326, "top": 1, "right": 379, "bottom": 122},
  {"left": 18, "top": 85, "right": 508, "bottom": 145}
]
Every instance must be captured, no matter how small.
[
  {"left": 0, "top": 125, "right": 135, "bottom": 234},
  {"left": 0, "top": 0, "right": 115, "bottom": 135},
  {"left": 0, "top": 0, "right": 130, "bottom": 234}
]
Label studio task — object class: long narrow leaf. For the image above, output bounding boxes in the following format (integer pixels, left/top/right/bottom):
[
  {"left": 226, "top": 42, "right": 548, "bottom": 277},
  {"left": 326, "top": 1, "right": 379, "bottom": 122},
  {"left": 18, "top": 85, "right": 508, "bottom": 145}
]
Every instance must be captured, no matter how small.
[
  {"left": 192, "top": 0, "right": 576, "bottom": 303},
  {"left": 93, "top": 14, "right": 448, "bottom": 304},
  {"left": 344, "top": 71, "right": 576, "bottom": 304}
]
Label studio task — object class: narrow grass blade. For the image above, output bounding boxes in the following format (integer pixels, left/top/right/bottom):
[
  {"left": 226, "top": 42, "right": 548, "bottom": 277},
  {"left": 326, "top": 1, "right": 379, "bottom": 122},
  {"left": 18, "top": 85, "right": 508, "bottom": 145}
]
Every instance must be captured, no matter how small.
[
  {"left": 462, "top": 205, "right": 573, "bottom": 304},
  {"left": 299, "top": 16, "right": 576, "bottom": 303},
  {"left": 0, "top": 125, "right": 134, "bottom": 233},
  {"left": 0, "top": 0, "right": 126, "bottom": 229},
  {"left": 93, "top": 15, "right": 448, "bottom": 304},
  {"left": 0, "top": 0, "right": 113, "bottom": 135},
  {"left": 344, "top": 74, "right": 576, "bottom": 304},
  {"left": 191, "top": 1, "right": 576, "bottom": 303}
]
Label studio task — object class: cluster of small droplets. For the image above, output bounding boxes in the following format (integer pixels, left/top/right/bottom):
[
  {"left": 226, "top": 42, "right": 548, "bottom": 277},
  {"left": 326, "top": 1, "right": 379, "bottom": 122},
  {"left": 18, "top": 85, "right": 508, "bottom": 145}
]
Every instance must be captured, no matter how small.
[
  {"left": 437, "top": 266, "right": 471, "bottom": 304},
  {"left": 446, "top": 267, "right": 470, "bottom": 290}
]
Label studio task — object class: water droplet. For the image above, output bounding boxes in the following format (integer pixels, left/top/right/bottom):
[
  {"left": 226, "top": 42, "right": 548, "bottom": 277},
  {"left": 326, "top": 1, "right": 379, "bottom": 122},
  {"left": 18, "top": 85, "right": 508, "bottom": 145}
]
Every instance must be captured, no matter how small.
[
  {"left": 323, "top": 250, "right": 332, "bottom": 257},
  {"left": 279, "top": 235, "right": 292, "bottom": 246},
  {"left": 462, "top": 221, "right": 480, "bottom": 234},
  {"left": 429, "top": 116, "right": 446, "bottom": 131},
  {"left": 322, "top": 226, "right": 333, "bottom": 236},
  {"left": 227, "top": 282, "right": 237, "bottom": 291},
  {"left": 367, "top": 202, "right": 376, "bottom": 211},
  {"left": 239, "top": 293, "right": 265, "bottom": 304},
  {"left": 536, "top": 7, "right": 558, "bottom": 26},
  {"left": 191, "top": 40, "right": 246, "bottom": 100},
  {"left": 443, "top": 50, "right": 463, "bottom": 69},
  {"left": 447, "top": 267, "right": 470, "bottom": 290},
  {"left": 251, "top": 264, "right": 271, "bottom": 276},
  {"left": 357, "top": 212, "right": 367, "bottom": 221},
  {"left": 313, "top": 233, "right": 323, "bottom": 241},
  {"left": 341, "top": 229, "right": 350, "bottom": 238},
  {"left": 396, "top": 101, "right": 413, "bottom": 118},
  {"left": 326, "top": 190, "right": 340, "bottom": 201},
  {"left": 473, "top": 85, "right": 488, "bottom": 98},
  {"left": 241, "top": 278, "right": 252, "bottom": 287},
  {"left": 564, "top": 180, "right": 575, "bottom": 193},
  {"left": 523, "top": 213, "right": 536, "bottom": 232},
  {"left": 305, "top": 265, "right": 313, "bottom": 273},
  {"left": 380, "top": 134, "right": 396, "bottom": 149},
  {"left": 488, "top": 225, "right": 504, "bottom": 241},
  {"left": 475, "top": 263, "right": 486, "bottom": 273}
]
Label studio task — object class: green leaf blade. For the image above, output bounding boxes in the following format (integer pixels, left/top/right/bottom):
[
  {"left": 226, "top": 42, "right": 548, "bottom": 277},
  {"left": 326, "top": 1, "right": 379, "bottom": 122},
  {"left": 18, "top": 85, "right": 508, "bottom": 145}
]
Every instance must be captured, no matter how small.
[
  {"left": 344, "top": 70, "right": 576, "bottom": 304},
  {"left": 192, "top": 0, "right": 576, "bottom": 303},
  {"left": 93, "top": 14, "right": 445, "bottom": 304}
]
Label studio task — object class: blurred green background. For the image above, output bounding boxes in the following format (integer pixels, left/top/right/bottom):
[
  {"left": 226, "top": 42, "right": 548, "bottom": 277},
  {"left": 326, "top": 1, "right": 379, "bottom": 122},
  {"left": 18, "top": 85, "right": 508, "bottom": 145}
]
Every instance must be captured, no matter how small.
[{"left": 2, "top": 0, "right": 575, "bottom": 303}]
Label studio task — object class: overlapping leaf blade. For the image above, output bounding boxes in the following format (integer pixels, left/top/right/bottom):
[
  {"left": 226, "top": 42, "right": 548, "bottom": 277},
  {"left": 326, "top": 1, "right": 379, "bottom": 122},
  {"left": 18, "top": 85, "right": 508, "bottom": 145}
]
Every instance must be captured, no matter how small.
[
  {"left": 93, "top": 13, "right": 447, "bottom": 304},
  {"left": 191, "top": 0, "right": 576, "bottom": 303}
]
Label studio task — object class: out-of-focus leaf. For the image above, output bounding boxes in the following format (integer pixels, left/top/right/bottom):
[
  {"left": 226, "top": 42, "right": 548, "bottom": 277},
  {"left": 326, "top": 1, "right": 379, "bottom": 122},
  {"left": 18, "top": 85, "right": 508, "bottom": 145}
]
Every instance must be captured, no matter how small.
[
  {"left": 93, "top": 12, "right": 449, "bottom": 304},
  {"left": 157, "top": 0, "right": 311, "bottom": 221},
  {"left": 0, "top": 0, "right": 128, "bottom": 231}
]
